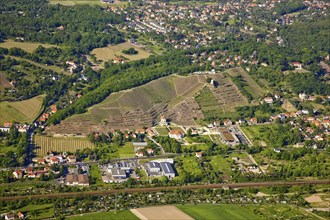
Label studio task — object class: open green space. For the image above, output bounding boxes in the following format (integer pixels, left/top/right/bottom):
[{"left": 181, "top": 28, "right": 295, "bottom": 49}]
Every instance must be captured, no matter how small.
[
  {"left": 0, "top": 39, "right": 57, "bottom": 53},
  {"left": 0, "top": 203, "right": 54, "bottom": 220},
  {"left": 89, "top": 164, "right": 104, "bottom": 185},
  {"left": 210, "top": 155, "right": 231, "bottom": 175},
  {"left": 182, "top": 143, "right": 210, "bottom": 152},
  {"left": 0, "top": 94, "right": 45, "bottom": 125},
  {"left": 91, "top": 42, "right": 151, "bottom": 62},
  {"left": 67, "top": 210, "right": 138, "bottom": 220},
  {"left": 195, "top": 87, "right": 223, "bottom": 118},
  {"left": 177, "top": 204, "right": 263, "bottom": 220},
  {"left": 177, "top": 204, "right": 319, "bottom": 220},
  {"left": 176, "top": 156, "right": 203, "bottom": 177},
  {"left": 118, "top": 142, "right": 134, "bottom": 158},
  {"left": 154, "top": 127, "right": 169, "bottom": 136}
]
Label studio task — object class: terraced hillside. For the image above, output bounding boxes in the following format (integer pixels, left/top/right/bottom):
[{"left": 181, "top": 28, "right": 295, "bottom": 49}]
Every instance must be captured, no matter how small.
[{"left": 46, "top": 73, "right": 248, "bottom": 135}]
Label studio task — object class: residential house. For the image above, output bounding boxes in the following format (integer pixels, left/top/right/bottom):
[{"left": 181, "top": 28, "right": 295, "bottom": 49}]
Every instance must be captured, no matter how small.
[
  {"left": 274, "top": 148, "right": 281, "bottom": 153},
  {"left": 264, "top": 97, "right": 274, "bottom": 104},
  {"left": 146, "top": 148, "right": 154, "bottom": 155},
  {"left": 3, "top": 122, "right": 12, "bottom": 127},
  {"left": 223, "top": 119, "right": 232, "bottom": 126},
  {"left": 67, "top": 155, "right": 77, "bottom": 163},
  {"left": 13, "top": 170, "right": 23, "bottom": 179},
  {"left": 50, "top": 156, "right": 59, "bottom": 165},
  {"left": 5, "top": 213, "right": 16, "bottom": 220},
  {"left": 66, "top": 174, "right": 89, "bottom": 186},
  {"left": 50, "top": 105, "right": 57, "bottom": 113},
  {"left": 195, "top": 151, "right": 203, "bottom": 158},
  {"left": 249, "top": 118, "right": 258, "bottom": 125},
  {"left": 17, "top": 212, "right": 24, "bottom": 219},
  {"left": 291, "top": 62, "right": 302, "bottom": 69},
  {"left": 168, "top": 129, "right": 185, "bottom": 139},
  {"left": 136, "top": 151, "right": 144, "bottom": 157},
  {"left": 159, "top": 115, "right": 168, "bottom": 126}
]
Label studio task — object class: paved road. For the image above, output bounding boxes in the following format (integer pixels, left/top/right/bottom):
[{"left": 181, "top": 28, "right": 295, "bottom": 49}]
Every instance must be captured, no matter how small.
[{"left": 1, "top": 179, "right": 328, "bottom": 201}]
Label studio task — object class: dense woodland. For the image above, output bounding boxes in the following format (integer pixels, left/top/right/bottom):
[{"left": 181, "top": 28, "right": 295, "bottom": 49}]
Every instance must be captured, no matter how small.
[
  {"left": 0, "top": 0, "right": 124, "bottom": 51},
  {"left": 0, "top": 127, "right": 28, "bottom": 167}
]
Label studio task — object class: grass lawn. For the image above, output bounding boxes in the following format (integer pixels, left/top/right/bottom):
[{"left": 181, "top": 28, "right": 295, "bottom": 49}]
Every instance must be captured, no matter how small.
[
  {"left": 0, "top": 39, "right": 57, "bottom": 53},
  {"left": 9, "top": 204, "right": 54, "bottom": 220},
  {"left": 210, "top": 155, "right": 231, "bottom": 175},
  {"left": 178, "top": 156, "right": 203, "bottom": 176},
  {"left": 154, "top": 127, "right": 169, "bottom": 136},
  {"left": 177, "top": 204, "right": 318, "bottom": 220},
  {"left": 0, "top": 94, "right": 45, "bottom": 125},
  {"left": 177, "top": 204, "right": 263, "bottom": 220},
  {"left": 91, "top": 42, "right": 151, "bottom": 62},
  {"left": 89, "top": 164, "right": 104, "bottom": 185},
  {"left": 67, "top": 210, "right": 138, "bottom": 220},
  {"left": 118, "top": 142, "right": 134, "bottom": 158},
  {"left": 182, "top": 143, "right": 210, "bottom": 152}
]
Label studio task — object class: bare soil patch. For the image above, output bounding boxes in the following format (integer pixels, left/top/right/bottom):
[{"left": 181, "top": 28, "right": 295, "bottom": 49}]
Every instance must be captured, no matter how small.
[
  {"left": 305, "top": 195, "right": 323, "bottom": 203},
  {"left": 130, "top": 206, "right": 193, "bottom": 220}
]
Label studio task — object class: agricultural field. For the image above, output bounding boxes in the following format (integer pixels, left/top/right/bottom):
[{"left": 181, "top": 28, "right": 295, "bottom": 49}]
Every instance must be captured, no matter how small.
[
  {"left": 282, "top": 99, "right": 297, "bottom": 112},
  {"left": 194, "top": 86, "right": 223, "bottom": 118},
  {"left": 67, "top": 210, "right": 138, "bottom": 220},
  {"left": 46, "top": 74, "right": 206, "bottom": 135},
  {"left": 34, "top": 135, "right": 94, "bottom": 156},
  {"left": 131, "top": 205, "right": 193, "bottom": 220},
  {"left": 46, "top": 72, "right": 249, "bottom": 135},
  {"left": 0, "top": 39, "right": 57, "bottom": 53},
  {"left": 0, "top": 73, "right": 12, "bottom": 91},
  {"left": 227, "top": 67, "right": 265, "bottom": 99},
  {"left": 0, "top": 94, "right": 45, "bottom": 125},
  {"left": 176, "top": 204, "right": 318, "bottom": 220},
  {"left": 91, "top": 42, "right": 151, "bottom": 62}
]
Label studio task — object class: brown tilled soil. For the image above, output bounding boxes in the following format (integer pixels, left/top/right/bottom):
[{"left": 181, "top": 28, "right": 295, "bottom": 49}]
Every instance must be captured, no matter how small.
[{"left": 130, "top": 206, "right": 193, "bottom": 220}]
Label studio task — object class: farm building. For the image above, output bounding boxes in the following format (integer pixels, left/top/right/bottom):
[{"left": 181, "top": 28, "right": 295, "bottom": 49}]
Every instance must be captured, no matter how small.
[{"left": 219, "top": 128, "right": 239, "bottom": 145}]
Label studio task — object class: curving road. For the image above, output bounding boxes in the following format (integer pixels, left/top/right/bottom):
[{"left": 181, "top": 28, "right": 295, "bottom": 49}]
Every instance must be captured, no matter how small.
[{"left": 1, "top": 179, "right": 329, "bottom": 201}]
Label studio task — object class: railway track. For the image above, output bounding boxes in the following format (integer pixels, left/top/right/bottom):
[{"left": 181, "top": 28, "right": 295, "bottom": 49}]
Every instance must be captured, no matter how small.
[{"left": 1, "top": 179, "right": 329, "bottom": 201}]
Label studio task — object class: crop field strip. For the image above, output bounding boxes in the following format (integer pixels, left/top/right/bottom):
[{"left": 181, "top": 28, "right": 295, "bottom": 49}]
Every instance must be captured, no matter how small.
[
  {"left": 0, "top": 94, "right": 45, "bottom": 125},
  {"left": 46, "top": 75, "right": 208, "bottom": 134},
  {"left": 226, "top": 67, "right": 265, "bottom": 99},
  {"left": 34, "top": 135, "right": 94, "bottom": 156}
]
